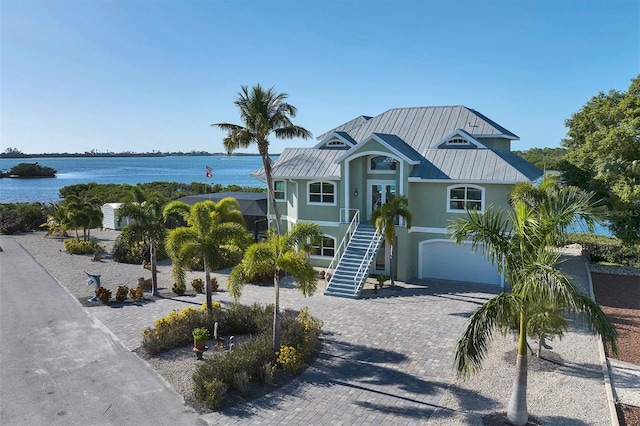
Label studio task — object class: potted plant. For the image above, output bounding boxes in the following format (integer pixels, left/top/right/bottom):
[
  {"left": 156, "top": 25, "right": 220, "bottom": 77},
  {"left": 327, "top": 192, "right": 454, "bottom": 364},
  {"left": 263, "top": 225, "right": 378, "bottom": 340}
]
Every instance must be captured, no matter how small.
[
  {"left": 192, "top": 327, "right": 210, "bottom": 350},
  {"left": 375, "top": 274, "right": 388, "bottom": 293}
]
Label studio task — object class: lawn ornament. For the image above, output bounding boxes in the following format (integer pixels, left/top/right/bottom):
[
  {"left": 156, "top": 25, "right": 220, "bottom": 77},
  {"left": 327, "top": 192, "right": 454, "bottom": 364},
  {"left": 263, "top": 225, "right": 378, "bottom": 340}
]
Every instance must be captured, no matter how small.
[{"left": 85, "top": 272, "right": 101, "bottom": 302}]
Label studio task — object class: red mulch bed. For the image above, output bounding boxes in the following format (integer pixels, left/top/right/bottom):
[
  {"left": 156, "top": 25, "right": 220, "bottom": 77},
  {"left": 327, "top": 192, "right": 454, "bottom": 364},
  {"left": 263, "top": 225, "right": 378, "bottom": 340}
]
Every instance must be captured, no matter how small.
[{"left": 592, "top": 272, "right": 640, "bottom": 426}]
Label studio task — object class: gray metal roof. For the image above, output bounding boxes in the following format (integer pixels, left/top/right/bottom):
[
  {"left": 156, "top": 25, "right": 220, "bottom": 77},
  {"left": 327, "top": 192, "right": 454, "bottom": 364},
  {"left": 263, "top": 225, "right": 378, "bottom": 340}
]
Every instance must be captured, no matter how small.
[
  {"left": 317, "top": 115, "right": 372, "bottom": 140},
  {"left": 253, "top": 148, "right": 342, "bottom": 180},
  {"left": 178, "top": 192, "right": 267, "bottom": 216},
  {"left": 327, "top": 106, "right": 519, "bottom": 154},
  {"left": 372, "top": 133, "right": 423, "bottom": 163},
  {"left": 410, "top": 149, "right": 542, "bottom": 182}
]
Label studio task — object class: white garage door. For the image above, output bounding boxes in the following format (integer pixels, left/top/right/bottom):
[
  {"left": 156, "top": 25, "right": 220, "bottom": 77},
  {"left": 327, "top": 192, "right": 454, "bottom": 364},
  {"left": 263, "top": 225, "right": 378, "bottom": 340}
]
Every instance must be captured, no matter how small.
[{"left": 420, "top": 241, "right": 502, "bottom": 286}]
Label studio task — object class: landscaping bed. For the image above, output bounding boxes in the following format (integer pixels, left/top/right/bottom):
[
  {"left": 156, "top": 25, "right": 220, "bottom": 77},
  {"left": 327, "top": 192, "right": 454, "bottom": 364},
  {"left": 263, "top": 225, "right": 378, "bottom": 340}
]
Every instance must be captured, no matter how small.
[{"left": 591, "top": 271, "right": 640, "bottom": 426}]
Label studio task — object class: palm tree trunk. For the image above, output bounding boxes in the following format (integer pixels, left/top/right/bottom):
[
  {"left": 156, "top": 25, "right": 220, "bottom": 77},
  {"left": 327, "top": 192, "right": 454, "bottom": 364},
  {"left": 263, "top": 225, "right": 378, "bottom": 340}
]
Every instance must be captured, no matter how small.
[
  {"left": 150, "top": 239, "right": 158, "bottom": 297},
  {"left": 260, "top": 149, "right": 282, "bottom": 235},
  {"left": 389, "top": 240, "right": 395, "bottom": 287},
  {"left": 507, "top": 311, "right": 529, "bottom": 425},
  {"left": 204, "top": 261, "right": 213, "bottom": 315},
  {"left": 273, "top": 270, "right": 281, "bottom": 351}
]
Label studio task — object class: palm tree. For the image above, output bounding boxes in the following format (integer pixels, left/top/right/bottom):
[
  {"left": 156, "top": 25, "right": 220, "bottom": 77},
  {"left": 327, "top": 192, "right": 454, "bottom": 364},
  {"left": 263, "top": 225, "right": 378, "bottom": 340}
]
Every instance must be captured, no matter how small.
[
  {"left": 117, "top": 189, "right": 167, "bottom": 297},
  {"left": 370, "top": 195, "right": 412, "bottom": 287},
  {"left": 65, "top": 195, "right": 103, "bottom": 241},
  {"left": 212, "top": 84, "right": 312, "bottom": 235},
  {"left": 164, "top": 198, "right": 249, "bottom": 314},
  {"left": 228, "top": 222, "right": 322, "bottom": 351},
  {"left": 42, "top": 202, "right": 70, "bottom": 237},
  {"left": 449, "top": 186, "right": 617, "bottom": 426}
]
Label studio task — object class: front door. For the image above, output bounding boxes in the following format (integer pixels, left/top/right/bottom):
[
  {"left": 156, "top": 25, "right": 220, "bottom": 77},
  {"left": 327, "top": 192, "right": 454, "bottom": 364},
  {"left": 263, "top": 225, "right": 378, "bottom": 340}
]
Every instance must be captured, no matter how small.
[
  {"left": 368, "top": 180, "right": 396, "bottom": 275},
  {"left": 367, "top": 180, "right": 396, "bottom": 220}
]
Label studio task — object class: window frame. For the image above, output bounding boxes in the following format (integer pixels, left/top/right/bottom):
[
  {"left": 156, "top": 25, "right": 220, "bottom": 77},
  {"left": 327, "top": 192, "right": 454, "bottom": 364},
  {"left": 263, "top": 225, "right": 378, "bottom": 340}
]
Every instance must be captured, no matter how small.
[
  {"left": 310, "top": 235, "right": 336, "bottom": 258},
  {"left": 367, "top": 155, "right": 398, "bottom": 174},
  {"left": 446, "top": 137, "right": 471, "bottom": 146},
  {"left": 273, "top": 180, "right": 286, "bottom": 201},
  {"left": 447, "top": 184, "right": 485, "bottom": 213},
  {"left": 307, "top": 180, "right": 337, "bottom": 206}
]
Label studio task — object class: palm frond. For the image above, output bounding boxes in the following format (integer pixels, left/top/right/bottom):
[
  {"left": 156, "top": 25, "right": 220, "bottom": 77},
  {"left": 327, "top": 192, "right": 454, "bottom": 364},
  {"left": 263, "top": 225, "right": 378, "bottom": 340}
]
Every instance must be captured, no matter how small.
[
  {"left": 455, "top": 292, "right": 521, "bottom": 378},
  {"left": 279, "top": 251, "right": 317, "bottom": 297}
]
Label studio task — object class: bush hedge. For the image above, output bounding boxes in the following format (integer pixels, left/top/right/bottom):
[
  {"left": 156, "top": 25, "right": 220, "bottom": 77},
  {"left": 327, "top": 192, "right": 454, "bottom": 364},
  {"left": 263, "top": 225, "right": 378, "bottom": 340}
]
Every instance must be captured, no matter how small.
[
  {"left": 63, "top": 238, "right": 104, "bottom": 255},
  {"left": 566, "top": 233, "right": 640, "bottom": 267},
  {"left": 142, "top": 303, "right": 323, "bottom": 410}
]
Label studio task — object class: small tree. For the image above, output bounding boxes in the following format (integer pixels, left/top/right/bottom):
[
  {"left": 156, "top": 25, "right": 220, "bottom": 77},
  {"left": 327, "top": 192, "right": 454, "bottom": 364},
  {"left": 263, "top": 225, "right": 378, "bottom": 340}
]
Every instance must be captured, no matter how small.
[
  {"left": 370, "top": 195, "right": 412, "bottom": 287},
  {"left": 164, "top": 198, "right": 249, "bottom": 314},
  {"left": 228, "top": 222, "right": 321, "bottom": 351}
]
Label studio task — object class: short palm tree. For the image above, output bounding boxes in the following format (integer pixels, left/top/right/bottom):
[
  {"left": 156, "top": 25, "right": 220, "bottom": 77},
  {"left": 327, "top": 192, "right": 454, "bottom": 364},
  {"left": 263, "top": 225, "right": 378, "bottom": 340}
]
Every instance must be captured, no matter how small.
[
  {"left": 228, "top": 222, "right": 322, "bottom": 351},
  {"left": 370, "top": 195, "right": 412, "bottom": 287},
  {"left": 449, "top": 185, "right": 617, "bottom": 425},
  {"left": 212, "top": 84, "right": 312, "bottom": 235},
  {"left": 65, "top": 195, "right": 103, "bottom": 241},
  {"left": 117, "top": 189, "right": 167, "bottom": 296},
  {"left": 42, "top": 202, "right": 70, "bottom": 237},
  {"left": 164, "top": 198, "right": 249, "bottom": 314}
]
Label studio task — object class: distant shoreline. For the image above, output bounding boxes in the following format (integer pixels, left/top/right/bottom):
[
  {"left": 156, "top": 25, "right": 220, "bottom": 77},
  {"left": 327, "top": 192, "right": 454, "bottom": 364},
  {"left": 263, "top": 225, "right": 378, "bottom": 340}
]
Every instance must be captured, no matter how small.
[{"left": 0, "top": 152, "right": 269, "bottom": 159}]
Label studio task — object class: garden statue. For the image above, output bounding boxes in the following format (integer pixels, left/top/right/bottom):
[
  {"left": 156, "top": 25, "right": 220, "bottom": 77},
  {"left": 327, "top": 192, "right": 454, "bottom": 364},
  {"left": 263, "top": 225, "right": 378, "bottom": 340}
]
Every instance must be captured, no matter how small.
[{"left": 85, "top": 272, "right": 101, "bottom": 303}]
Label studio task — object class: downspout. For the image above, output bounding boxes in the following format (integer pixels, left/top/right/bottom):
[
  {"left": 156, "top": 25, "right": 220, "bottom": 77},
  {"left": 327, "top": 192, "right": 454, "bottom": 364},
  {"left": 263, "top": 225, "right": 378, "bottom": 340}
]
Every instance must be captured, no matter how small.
[{"left": 288, "top": 179, "right": 299, "bottom": 225}]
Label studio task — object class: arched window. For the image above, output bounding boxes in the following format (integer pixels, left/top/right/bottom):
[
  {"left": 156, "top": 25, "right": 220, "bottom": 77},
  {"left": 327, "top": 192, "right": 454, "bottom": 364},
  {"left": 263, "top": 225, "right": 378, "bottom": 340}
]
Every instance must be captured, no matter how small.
[
  {"left": 312, "top": 235, "right": 336, "bottom": 257},
  {"left": 368, "top": 155, "right": 397, "bottom": 173},
  {"left": 308, "top": 181, "right": 336, "bottom": 205},
  {"left": 447, "top": 185, "right": 484, "bottom": 212}
]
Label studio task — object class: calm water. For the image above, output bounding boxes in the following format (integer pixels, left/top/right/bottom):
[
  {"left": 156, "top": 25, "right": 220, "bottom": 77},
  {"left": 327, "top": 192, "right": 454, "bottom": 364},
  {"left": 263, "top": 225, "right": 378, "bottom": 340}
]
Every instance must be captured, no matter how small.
[{"left": 0, "top": 156, "right": 267, "bottom": 203}]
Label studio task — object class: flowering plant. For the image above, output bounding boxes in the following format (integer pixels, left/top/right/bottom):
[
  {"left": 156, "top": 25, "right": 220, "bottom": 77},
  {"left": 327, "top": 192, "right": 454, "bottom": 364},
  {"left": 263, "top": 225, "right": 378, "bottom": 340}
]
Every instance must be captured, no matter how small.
[{"left": 192, "top": 327, "right": 210, "bottom": 341}]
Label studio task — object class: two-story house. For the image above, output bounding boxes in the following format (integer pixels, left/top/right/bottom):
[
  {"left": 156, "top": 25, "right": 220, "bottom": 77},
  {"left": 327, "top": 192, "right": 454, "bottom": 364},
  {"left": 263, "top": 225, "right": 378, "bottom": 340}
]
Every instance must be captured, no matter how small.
[{"left": 252, "top": 105, "right": 542, "bottom": 297}]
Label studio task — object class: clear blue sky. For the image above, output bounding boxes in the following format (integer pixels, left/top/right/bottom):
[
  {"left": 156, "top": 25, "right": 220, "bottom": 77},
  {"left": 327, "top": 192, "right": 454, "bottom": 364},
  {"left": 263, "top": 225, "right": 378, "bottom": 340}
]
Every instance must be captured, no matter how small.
[{"left": 1, "top": 0, "right": 638, "bottom": 155}]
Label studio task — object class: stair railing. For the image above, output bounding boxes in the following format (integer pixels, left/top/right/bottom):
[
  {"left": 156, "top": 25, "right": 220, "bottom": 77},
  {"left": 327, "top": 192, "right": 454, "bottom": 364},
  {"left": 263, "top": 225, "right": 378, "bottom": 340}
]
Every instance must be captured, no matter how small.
[
  {"left": 325, "top": 209, "right": 360, "bottom": 290},
  {"left": 352, "top": 225, "right": 385, "bottom": 296}
]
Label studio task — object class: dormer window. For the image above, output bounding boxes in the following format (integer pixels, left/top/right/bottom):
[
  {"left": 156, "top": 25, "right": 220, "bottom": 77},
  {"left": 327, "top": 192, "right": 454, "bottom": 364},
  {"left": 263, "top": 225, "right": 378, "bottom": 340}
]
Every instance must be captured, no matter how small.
[
  {"left": 326, "top": 140, "right": 346, "bottom": 148},
  {"left": 446, "top": 137, "right": 470, "bottom": 146},
  {"left": 368, "top": 155, "right": 397, "bottom": 173}
]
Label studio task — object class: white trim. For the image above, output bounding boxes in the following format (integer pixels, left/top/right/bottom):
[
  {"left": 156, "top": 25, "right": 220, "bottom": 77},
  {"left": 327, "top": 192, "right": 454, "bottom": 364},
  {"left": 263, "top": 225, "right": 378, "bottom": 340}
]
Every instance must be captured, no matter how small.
[
  {"left": 307, "top": 180, "right": 337, "bottom": 206},
  {"left": 367, "top": 154, "right": 398, "bottom": 175},
  {"left": 273, "top": 180, "right": 286, "bottom": 202},
  {"left": 408, "top": 177, "right": 528, "bottom": 184},
  {"left": 298, "top": 219, "right": 340, "bottom": 228},
  {"left": 475, "top": 133, "right": 519, "bottom": 140},
  {"left": 447, "top": 184, "right": 485, "bottom": 213},
  {"left": 334, "top": 134, "right": 420, "bottom": 165},
  {"left": 409, "top": 227, "right": 448, "bottom": 234},
  {"left": 313, "top": 132, "right": 356, "bottom": 149},
  {"left": 310, "top": 234, "right": 337, "bottom": 258},
  {"left": 432, "top": 129, "right": 485, "bottom": 149},
  {"left": 366, "top": 179, "right": 397, "bottom": 220}
]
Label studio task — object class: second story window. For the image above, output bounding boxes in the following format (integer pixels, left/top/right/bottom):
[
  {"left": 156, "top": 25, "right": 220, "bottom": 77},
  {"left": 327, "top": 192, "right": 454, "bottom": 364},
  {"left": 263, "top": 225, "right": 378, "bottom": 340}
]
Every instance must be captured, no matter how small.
[
  {"left": 448, "top": 185, "right": 484, "bottom": 212},
  {"left": 273, "top": 180, "right": 285, "bottom": 201},
  {"left": 308, "top": 181, "right": 336, "bottom": 205}
]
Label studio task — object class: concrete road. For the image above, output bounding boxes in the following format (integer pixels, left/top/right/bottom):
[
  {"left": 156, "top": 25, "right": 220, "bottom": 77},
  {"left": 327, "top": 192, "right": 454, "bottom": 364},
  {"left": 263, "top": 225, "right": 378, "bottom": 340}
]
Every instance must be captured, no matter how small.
[{"left": 0, "top": 237, "right": 207, "bottom": 426}]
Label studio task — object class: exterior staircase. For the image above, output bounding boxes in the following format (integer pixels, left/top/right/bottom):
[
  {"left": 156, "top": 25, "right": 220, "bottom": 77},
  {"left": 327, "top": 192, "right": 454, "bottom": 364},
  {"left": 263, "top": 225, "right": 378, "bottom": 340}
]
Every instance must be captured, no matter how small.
[{"left": 324, "top": 223, "right": 383, "bottom": 298}]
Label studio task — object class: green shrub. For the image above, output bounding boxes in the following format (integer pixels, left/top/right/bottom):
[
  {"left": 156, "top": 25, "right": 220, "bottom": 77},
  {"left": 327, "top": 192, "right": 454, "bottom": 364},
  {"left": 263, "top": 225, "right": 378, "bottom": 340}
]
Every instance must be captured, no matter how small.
[
  {"left": 566, "top": 233, "right": 640, "bottom": 267},
  {"left": 0, "top": 202, "right": 48, "bottom": 234},
  {"left": 64, "top": 239, "right": 102, "bottom": 255},
  {"left": 111, "top": 228, "right": 168, "bottom": 264},
  {"left": 194, "top": 378, "right": 229, "bottom": 409},
  {"left": 276, "top": 346, "right": 301, "bottom": 373},
  {"left": 142, "top": 307, "right": 207, "bottom": 355}
]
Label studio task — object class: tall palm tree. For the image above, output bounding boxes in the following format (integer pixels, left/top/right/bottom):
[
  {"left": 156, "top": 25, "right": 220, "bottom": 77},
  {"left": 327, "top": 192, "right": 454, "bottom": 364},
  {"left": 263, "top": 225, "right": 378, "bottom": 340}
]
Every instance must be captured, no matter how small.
[
  {"left": 117, "top": 189, "right": 167, "bottom": 297},
  {"left": 449, "top": 186, "right": 617, "bottom": 426},
  {"left": 164, "top": 198, "right": 249, "bottom": 314},
  {"left": 370, "top": 195, "right": 412, "bottom": 287},
  {"left": 212, "top": 84, "right": 312, "bottom": 235},
  {"left": 228, "top": 222, "right": 322, "bottom": 351}
]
